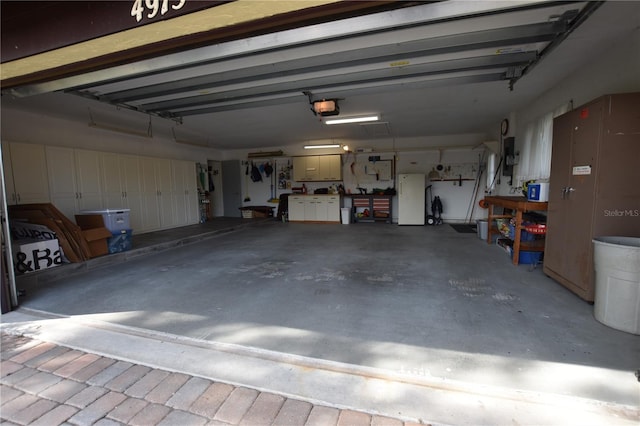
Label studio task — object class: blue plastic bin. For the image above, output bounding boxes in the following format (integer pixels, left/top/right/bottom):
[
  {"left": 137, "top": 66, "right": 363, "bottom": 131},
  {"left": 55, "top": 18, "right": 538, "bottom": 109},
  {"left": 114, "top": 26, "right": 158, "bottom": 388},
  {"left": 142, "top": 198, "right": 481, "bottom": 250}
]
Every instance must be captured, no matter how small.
[
  {"left": 512, "top": 250, "right": 542, "bottom": 265},
  {"left": 508, "top": 224, "right": 536, "bottom": 242},
  {"left": 107, "top": 229, "right": 133, "bottom": 254}
]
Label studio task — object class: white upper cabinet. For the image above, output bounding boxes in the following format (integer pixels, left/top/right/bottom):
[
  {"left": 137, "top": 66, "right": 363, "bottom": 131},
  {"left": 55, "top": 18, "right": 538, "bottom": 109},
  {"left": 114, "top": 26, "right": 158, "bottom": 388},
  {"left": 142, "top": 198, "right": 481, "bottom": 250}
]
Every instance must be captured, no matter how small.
[
  {"left": 293, "top": 156, "right": 320, "bottom": 181},
  {"left": 318, "top": 155, "right": 342, "bottom": 181},
  {"left": 293, "top": 155, "right": 342, "bottom": 181},
  {"left": 4, "top": 142, "right": 50, "bottom": 205}
]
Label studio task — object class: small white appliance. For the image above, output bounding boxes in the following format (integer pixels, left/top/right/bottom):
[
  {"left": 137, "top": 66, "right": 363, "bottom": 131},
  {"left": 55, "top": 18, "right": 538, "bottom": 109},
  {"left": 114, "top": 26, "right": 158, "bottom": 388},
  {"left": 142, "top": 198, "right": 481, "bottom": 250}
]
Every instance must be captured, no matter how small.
[{"left": 527, "top": 182, "right": 550, "bottom": 202}]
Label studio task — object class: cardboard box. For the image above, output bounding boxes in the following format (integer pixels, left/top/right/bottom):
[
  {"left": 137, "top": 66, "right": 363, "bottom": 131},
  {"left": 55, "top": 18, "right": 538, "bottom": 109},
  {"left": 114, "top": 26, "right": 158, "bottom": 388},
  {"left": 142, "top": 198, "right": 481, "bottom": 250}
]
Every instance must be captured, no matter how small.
[
  {"left": 10, "top": 221, "right": 70, "bottom": 263},
  {"left": 75, "top": 214, "right": 113, "bottom": 258},
  {"left": 9, "top": 203, "right": 91, "bottom": 262},
  {"left": 13, "top": 239, "right": 62, "bottom": 274},
  {"left": 10, "top": 221, "right": 58, "bottom": 241}
]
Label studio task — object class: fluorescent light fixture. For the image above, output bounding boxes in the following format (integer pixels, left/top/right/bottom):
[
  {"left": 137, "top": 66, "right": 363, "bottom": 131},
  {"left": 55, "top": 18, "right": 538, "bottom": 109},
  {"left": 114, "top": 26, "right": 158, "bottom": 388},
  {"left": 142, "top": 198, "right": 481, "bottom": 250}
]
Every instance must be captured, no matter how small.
[
  {"left": 325, "top": 115, "right": 379, "bottom": 125},
  {"left": 304, "top": 144, "right": 340, "bottom": 149}
]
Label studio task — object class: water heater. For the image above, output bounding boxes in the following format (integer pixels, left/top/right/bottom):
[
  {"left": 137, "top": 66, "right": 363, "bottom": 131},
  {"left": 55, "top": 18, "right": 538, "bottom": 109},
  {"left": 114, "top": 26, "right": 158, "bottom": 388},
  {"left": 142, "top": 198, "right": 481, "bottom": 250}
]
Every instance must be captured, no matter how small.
[{"left": 486, "top": 153, "right": 497, "bottom": 192}]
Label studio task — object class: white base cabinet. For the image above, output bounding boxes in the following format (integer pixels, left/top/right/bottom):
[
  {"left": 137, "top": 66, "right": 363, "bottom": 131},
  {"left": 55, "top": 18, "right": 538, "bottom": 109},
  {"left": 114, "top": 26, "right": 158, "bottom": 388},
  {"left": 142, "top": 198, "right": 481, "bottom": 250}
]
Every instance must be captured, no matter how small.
[
  {"left": 289, "top": 196, "right": 306, "bottom": 222},
  {"left": 288, "top": 195, "right": 340, "bottom": 222},
  {"left": 326, "top": 195, "right": 340, "bottom": 222}
]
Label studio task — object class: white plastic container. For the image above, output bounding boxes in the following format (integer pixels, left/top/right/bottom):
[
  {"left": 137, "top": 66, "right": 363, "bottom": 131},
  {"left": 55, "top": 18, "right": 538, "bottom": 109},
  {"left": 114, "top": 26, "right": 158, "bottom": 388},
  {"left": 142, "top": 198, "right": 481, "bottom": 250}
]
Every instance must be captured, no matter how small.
[
  {"left": 341, "top": 208, "right": 351, "bottom": 224},
  {"left": 527, "top": 182, "right": 550, "bottom": 202},
  {"left": 592, "top": 236, "right": 640, "bottom": 335},
  {"left": 81, "top": 209, "right": 131, "bottom": 232}
]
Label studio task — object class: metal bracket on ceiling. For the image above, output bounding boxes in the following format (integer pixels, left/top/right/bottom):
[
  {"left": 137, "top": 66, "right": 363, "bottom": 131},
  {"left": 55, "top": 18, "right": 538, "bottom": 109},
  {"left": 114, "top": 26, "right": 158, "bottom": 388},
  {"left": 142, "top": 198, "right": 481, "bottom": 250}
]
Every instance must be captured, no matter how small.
[
  {"left": 507, "top": 65, "right": 527, "bottom": 91},
  {"left": 87, "top": 107, "right": 153, "bottom": 138},
  {"left": 157, "top": 111, "right": 183, "bottom": 125},
  {"left": 72, "top": 90, "right": 183, "bottom": 124},
  {"left": 171, "top": 127, "right": 209, "bottom": 147},
  {"left": 508, "top": 3, "right": 603, "bottom": 90}
]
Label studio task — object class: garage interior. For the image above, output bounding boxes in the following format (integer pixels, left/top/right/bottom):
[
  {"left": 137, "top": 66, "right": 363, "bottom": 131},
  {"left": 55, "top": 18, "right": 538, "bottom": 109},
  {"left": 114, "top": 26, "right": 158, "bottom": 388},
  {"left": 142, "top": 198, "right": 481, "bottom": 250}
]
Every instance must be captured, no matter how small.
[{"left": 1, "top": 1, "right": 639, "bottom": 425}]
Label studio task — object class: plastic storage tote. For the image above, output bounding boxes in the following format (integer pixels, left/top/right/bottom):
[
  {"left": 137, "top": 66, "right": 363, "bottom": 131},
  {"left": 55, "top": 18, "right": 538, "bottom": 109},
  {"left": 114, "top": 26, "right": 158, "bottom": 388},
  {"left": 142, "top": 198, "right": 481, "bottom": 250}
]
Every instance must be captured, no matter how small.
[{"left": 81, "top": 209, "right": 130, "bottom": 232}]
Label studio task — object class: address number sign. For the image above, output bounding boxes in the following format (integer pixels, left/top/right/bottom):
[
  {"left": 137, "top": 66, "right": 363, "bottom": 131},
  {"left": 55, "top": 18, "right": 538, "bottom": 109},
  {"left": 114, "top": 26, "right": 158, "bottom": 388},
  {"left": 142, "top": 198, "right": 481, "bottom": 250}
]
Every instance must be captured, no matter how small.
[{"left": 131, "top": 0, "right": 186, "bottom": 22}]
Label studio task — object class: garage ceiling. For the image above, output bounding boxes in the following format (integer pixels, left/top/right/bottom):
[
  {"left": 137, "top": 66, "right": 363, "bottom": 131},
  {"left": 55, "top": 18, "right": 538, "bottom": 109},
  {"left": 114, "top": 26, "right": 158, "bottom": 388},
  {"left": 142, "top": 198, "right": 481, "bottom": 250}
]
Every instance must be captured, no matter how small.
[{"left": 2, "top": 1, "right": 638, "bottom": 151}]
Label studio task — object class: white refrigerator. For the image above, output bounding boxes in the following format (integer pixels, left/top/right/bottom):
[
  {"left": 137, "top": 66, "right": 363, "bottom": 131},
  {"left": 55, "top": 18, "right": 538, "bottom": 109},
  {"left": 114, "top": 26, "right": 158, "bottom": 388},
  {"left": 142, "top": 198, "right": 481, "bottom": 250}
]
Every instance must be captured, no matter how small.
[{"left": 397, "top": 174, "right": 425, "bottom": 225}]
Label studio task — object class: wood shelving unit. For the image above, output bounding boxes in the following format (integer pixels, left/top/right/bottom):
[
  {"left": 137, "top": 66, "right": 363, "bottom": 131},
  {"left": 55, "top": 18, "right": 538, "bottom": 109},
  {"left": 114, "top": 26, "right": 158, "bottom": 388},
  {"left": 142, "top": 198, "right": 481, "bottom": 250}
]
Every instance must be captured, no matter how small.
[{"left": 485, "top": 196, "right": 548, "bottom": 265}]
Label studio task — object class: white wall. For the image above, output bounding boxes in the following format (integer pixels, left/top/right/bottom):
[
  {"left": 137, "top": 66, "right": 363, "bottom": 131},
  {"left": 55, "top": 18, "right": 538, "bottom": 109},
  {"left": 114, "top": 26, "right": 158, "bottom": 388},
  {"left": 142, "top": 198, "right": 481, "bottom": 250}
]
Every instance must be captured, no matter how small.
[
  {"left": 0, "top": 107, "right": 223, "bottom": 163},
  {"left": 223, "top": 132, "right": 491, "bottom": 222},
  {"left": 2, "top": 105, "right": 490, "bottom": 221}
]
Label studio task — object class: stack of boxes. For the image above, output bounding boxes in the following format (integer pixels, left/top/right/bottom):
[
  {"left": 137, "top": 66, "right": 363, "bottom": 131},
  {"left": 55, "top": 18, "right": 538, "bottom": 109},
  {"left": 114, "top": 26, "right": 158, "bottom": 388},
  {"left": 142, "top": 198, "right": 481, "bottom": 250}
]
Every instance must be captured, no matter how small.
[{"left": 76, "top": 209, "right": 132, "bottom": 255}]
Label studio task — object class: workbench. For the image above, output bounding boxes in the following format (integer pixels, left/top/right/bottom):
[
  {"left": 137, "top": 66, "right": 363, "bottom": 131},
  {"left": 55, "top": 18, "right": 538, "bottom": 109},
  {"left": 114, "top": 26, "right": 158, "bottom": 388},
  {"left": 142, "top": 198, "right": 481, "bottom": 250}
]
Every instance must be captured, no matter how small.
[{"left": 485, "top": 196, "right": 548, "bottom": 265}]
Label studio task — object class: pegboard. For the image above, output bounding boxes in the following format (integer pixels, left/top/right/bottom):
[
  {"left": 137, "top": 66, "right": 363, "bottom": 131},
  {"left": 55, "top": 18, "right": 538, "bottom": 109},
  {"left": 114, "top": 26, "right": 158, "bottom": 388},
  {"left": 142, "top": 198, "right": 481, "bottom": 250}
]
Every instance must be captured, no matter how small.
[
  {"left": 428, "top": 162, "right": 480, "bottom": 181},
  {"left": 349, "top": 158, "right": 394, "bottom": 183}
]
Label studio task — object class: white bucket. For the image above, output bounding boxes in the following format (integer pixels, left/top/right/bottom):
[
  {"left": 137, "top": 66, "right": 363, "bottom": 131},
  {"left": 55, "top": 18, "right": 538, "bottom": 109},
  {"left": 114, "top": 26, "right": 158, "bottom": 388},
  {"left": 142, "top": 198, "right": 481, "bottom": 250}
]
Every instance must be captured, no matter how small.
[
  {"left": 592, "top": 236, "right": 640, "bottom": 335},
  {"left": 341, "top": 208, "right": 351, "bottom": 225},
  {"left": 476, "top": 219, "right": 488, "bottom": 240}
]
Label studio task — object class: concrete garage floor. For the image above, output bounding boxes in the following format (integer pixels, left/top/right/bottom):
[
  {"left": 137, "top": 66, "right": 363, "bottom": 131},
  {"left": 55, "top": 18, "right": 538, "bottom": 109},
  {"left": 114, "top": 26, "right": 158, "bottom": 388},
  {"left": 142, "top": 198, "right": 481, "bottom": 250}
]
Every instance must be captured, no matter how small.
[{"left": 3, "top": 219, "right": 639, "bottom": 425}]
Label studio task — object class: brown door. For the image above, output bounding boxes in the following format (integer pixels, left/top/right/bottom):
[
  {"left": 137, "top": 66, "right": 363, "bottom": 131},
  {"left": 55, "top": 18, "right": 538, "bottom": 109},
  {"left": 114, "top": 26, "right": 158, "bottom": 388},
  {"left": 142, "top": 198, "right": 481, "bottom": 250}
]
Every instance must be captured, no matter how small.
[
  {"left": 544, "top": 99, "right": 604, "bottom": 301},
  {"left": 544, "top": 112, "right": 575, "bottom": 287},
  {"left": 564, "top": 99, "right": 603, "bottom": 300}
]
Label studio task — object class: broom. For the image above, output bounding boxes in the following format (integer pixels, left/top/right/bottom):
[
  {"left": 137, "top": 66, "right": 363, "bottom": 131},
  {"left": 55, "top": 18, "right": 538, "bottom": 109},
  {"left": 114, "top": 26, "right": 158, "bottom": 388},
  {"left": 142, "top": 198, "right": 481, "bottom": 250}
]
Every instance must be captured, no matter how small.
[
  {"left": 268, "top": 160, "right": 280, "bottom": 203},
  {"left": 244, "top": 162, "right": 251, "bottom": 202}
]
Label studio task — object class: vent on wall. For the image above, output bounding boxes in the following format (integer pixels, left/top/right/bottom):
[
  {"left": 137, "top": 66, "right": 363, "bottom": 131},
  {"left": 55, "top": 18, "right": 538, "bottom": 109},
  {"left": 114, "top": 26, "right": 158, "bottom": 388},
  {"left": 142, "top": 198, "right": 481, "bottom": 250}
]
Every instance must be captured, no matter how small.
[{"left": 361, "top": 122, "right": 390, "bottom": 137}]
